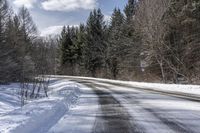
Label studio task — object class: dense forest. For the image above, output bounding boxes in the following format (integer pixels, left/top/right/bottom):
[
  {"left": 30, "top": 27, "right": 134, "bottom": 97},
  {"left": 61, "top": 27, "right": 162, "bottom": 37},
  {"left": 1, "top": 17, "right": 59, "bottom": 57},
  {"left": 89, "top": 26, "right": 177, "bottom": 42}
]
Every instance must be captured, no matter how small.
[{"left": 1, "top": 0, "right": 200, "bottom": 84}]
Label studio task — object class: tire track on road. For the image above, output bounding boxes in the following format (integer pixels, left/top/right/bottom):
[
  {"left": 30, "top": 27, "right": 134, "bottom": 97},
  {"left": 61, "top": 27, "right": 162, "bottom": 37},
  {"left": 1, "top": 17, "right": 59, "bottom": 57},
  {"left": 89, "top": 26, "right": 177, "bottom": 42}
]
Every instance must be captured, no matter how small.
[
  {"left": 75, "top": 79, "right": 196, "bottom": 133},
  {"left": 76, "top": 81, "right": 139, "bottom": 133}
]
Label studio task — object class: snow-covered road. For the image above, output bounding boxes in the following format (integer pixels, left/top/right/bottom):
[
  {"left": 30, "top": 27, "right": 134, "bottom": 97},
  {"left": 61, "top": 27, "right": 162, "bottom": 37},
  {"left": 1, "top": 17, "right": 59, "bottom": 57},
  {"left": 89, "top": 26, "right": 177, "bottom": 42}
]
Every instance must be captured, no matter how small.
[
  {"left": 1, "top": 77, "right": 200, "bottom": 133},
  {"left": 65, "top": 78, "right": 200, "bottom": 133}
]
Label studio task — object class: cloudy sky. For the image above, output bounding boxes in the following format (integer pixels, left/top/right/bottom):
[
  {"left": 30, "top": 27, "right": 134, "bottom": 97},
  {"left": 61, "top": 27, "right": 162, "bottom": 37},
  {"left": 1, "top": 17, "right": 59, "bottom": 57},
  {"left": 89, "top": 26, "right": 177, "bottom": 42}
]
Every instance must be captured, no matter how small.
[{"left": 8, "top": 0, "right": 127, "bottom": 36}]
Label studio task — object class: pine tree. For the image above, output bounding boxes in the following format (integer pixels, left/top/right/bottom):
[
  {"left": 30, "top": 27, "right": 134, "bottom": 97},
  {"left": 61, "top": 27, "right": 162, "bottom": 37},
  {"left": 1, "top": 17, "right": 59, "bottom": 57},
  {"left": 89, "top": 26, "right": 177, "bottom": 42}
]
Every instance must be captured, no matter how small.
[
  {"left": 59, "top": 26, "right": 78, "bottom": 75},
  {"left": 0, "top": 0, "right": 16, "bottom": 83},
  {"left": 4, "top": 16, "right": 20, "bottom": 81},
  {"left": 123, "top": 0, "right": 137, "bottom": 38},
  {"left": 17, "top": 7, "right": 36, "bottom": 81},
  {"left": 123, "top": 0, "right": 141, "bottom": 79},
  {"left": 85, "top": 9, "right": 107, "bottom": 77},
  {"left": 65, "top": 26, "right": 75, "bottom": 65},
  {"left": 0, "top": 1, "right": 37, "bottom": 83},
  {"left": 60, "top": 26, "right": 67, "bottom": 66},
  {"left": 18, "top": 6, "right": 37, "bottom": 42},
  {"left": 74, "top": 24, "right": 86, "bottom": 64},
  {"left": 124, "top": 0, "right": 136, "bottom": 22},
  {"left": 108, "top": 8, "right": 125, "bottom": 79}
]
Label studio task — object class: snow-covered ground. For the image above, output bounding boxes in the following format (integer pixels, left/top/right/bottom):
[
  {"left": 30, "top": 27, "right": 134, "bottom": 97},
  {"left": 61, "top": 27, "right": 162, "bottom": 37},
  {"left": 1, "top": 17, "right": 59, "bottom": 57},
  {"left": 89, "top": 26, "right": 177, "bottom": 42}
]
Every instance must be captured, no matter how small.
[
  {"left": 0, "top": 79, "right": 83, "bottom": 133},
  {"left": 0, "top": 84, "right": 21, "bottom": 115},
  {"left": 1, "top": 76, "right": 200, "bottom": 133}
]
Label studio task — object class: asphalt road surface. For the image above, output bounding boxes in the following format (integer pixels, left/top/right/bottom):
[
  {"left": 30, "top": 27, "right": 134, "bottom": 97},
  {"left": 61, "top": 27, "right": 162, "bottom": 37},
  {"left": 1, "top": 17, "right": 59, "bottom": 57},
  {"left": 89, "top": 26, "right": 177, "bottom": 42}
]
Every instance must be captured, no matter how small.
[{"left": 47, "top": 77, "right": 200, "bottom": 133}]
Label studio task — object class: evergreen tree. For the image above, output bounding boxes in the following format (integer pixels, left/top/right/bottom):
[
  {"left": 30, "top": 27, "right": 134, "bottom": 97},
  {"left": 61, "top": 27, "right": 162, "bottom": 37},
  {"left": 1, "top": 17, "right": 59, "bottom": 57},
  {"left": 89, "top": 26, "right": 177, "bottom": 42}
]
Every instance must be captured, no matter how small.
[
  {"left": 108, "top": 8, "right": 125, "bottom": 79},
  {"left": 123, "top": 0, "right": 141, "bottom": 79},
  {"left": 4, "top": 16, "right": 20, "bottom": 81},
  {"left": 85, "top": 9, "right": 107, "bottom": 77},
  {"left": 60, "top": 26, "right": 67, "bottom": 66},
  {"left": 65, "top": 26, "right": 75, "bottom": 65},
  {"left": 0, "top": 1, "right": 37, "bottom": 83},
  {"left": 18, "top": 6, "right": 37, "bottom": 42},
  {"left": 59, "top": 26, "right": 78, "bottom": 75},
  {"left": 124, "top": 0, "right": 136, "bottom": 22},
  {"left": 17, "top": 7, "right": 36, "bottom": 81},
  {"left": 60, "top": 26, "right": 73, "bottom": 65},
  {"left": 0, "top": 0, "right": 16, "bottom": 83},
  {"left": 74, "top": 24, "right": 86, "bottom": 64},
  {"left": 123, "top": 0, "right": 137, "bottom": 37}
]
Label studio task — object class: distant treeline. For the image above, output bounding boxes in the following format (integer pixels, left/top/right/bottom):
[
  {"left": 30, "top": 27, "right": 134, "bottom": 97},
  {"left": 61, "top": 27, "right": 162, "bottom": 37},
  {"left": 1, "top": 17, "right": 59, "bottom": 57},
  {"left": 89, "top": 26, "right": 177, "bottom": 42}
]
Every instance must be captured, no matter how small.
[{"left": 58, "top": 0, "right": 200, "bottom": 84}]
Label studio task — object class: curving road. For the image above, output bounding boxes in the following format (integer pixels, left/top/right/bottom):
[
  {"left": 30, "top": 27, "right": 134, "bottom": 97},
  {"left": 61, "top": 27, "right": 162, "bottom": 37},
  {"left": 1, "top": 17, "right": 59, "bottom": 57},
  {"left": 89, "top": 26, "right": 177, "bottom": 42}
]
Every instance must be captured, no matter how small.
[{"left": 48, "top": 77, "right": 200, "bottom": 133}]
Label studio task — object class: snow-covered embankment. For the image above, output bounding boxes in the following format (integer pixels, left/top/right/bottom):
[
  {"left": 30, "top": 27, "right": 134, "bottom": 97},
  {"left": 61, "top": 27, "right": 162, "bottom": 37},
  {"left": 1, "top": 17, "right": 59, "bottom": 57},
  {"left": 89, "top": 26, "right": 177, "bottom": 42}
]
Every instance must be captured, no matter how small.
[{"left": 0, "top": 79, "right": 81, "bottom": 133}]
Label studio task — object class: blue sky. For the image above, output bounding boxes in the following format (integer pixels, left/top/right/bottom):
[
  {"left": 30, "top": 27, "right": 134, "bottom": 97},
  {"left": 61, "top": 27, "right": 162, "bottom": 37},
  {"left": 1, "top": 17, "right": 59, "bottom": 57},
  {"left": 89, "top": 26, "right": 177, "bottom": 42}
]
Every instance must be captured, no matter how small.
[{"left": 9, "top": 0, "right": 127, "bottom": 36}]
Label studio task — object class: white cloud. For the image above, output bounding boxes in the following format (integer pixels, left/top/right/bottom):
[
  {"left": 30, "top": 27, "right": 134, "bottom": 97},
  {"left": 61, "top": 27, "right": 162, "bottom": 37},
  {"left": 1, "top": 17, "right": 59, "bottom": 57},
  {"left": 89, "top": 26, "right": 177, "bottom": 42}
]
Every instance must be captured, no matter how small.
[
  {"left": 13, "top": 0, "right": 36, "bottom": 8},
  {"left": 40, "top": 26, "right": 63, "bottom": 36},
  {"left": 41, "top": 0, "right": 97, "bottom": 12},
  {"left": 40, "top": 25, "right": 78, "bottom": 36},
  {"left": 104, "top": 15, "right": 111, "bottom": 22}
]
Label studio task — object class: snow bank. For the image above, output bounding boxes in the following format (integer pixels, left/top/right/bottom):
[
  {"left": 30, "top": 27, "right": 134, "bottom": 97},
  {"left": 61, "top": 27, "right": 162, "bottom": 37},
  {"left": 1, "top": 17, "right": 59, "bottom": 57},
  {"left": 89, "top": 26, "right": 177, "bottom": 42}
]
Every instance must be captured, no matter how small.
[
  {"left": 126, "top": 81, "right": 200, "bottom": 97},
  {"left": 0, "top": 79, "right": 81, "bottom": 133},
  {"left": 0, "top": 83, "right": 21, "bottom": 115},
  {"left": 51, "top": 75, "right": 200, "bottom": 99}
]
